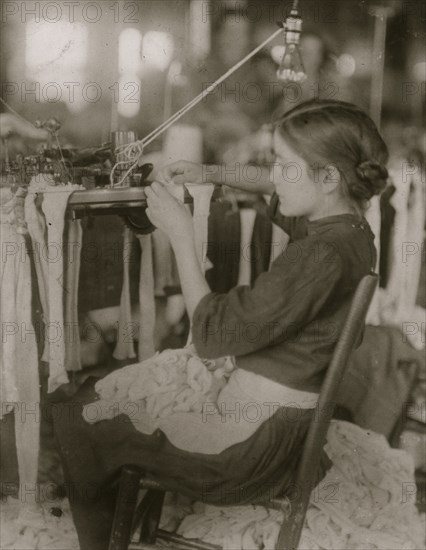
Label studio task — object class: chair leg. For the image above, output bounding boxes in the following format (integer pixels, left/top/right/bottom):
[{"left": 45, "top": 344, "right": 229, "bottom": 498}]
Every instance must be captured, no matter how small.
[
  {"left": 135, "top": 489, "right": 165, "bottom": 544},
  {"left": 275, "top": 482, "right": 313, "bottom": 550},
  {"left": 109, "top": 466, "right": 143, "bottom": 550},
  {"left": 275, "top": 500, "right": 305, "bottom": 550}
]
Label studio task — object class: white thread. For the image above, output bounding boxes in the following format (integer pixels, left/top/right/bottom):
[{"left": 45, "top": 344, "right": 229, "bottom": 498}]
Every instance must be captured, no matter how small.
[{"left": 110, "top": 140, "right": 145, "bottom": 187}]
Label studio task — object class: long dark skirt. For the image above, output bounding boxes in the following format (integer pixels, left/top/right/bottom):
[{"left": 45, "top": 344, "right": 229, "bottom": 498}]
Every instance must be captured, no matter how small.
[{"left": 53, "top": 378, "right": 331, "bottom": 550}]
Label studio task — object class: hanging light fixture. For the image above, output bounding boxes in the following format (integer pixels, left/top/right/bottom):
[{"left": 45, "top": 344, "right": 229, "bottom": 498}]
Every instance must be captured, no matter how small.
[{"left": 276, "top": 0, "right": 307, "bottom": 83}]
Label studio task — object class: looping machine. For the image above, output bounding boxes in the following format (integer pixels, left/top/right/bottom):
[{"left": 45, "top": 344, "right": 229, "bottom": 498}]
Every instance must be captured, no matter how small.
[{"left": 2, "top": 121, "right": 221, "bottom": 234}]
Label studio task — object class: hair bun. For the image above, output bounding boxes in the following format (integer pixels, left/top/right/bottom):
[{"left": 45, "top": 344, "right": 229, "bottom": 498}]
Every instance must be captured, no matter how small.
[{"left": 352, "top": 160, "right": 388, "bottom": 200}]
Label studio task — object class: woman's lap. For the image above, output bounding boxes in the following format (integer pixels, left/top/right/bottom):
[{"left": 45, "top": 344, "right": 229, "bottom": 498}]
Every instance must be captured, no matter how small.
[
  {"left": 54, "top": 377, "right": 323, "bottom": 499},
  {"left": 52, "top": 377, "right": 331, "bottom": 549}
]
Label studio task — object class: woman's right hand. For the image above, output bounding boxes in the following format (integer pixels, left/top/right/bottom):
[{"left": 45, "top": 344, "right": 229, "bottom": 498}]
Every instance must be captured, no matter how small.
[{"left": 154, "top": 160, "right": 206, "bottom": 186}]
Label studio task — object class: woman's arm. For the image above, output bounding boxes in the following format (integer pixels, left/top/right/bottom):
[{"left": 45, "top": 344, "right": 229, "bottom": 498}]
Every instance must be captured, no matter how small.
[
  {"left": 204, "top": 163, "right": 274, "bottom": 195},
  {"left": 192, "top": 237, "right": 345, "bottom": 359},
  {"left": 154, "top": 160, "right": 275, "bottom": 195},
  {"left": 169, "top": 237, "right": 210, "bottom": 319},
  {"left": 144, "top": 182, "right": 210, "bottom": 319}
]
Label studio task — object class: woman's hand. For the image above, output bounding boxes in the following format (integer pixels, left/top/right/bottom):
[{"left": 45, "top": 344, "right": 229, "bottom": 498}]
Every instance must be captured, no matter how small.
[
  {"left": 145, "top": 181, "right": 193, "bottom": 242},
  {"left": 153, "top": 160, "right": 205, "bottom": 185},
  {"left": 0, "top": 113, "right": 50, "bottom": 140},
  {"left": 145, "top": 181, "right": 211, "bottom": 319}
]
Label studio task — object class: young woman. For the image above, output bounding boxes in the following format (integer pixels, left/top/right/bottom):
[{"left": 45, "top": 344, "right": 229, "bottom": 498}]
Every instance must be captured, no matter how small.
[{"left": 53, "top": 100, "right": 388, "bottom": 549}]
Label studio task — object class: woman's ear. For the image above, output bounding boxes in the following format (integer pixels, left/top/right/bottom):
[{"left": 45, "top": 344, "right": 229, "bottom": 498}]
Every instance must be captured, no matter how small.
[{"left": 321, "top": 163, "right": 341, "bottom": 194}]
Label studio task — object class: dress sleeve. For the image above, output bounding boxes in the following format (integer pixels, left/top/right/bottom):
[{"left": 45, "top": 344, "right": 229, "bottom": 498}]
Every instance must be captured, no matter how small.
[
  {"left": 192, "top": 236, "right": 344, "bottom": 358},
  {"left": 267, "top": 193, "right": 307, "bottom": 241}
]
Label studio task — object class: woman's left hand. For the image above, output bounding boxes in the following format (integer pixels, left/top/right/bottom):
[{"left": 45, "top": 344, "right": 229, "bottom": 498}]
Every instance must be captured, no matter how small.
[{"left": 145, "top": 182, "right": 194, "bottom": 242}]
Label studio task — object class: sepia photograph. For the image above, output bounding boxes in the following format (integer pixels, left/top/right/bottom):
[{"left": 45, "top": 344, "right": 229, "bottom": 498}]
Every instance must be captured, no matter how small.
[{"left": 0, "top": 1, "right": 425, "bottom": 549}]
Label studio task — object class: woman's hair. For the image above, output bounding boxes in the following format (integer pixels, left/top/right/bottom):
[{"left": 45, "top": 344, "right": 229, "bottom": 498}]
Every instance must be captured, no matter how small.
[{"left": 274, "top": 100, "right": 389, "bottom": 213}]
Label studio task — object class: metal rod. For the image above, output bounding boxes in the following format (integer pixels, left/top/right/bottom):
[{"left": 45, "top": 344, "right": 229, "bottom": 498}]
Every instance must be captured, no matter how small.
[{"left": 369, "top": 6, "right": 392, "bottom": 128}]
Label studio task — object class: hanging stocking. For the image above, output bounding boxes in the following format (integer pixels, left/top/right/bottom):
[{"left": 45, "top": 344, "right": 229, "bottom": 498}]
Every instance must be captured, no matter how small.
[
  {"left": 237, "top": 208, "right": 257, "bottom": 287},
  {"left": 364, "top": 196, "right": 381, "bottom": 325},
  {"left": 41, "top": 190, "right": 75, "bottom": 392},
  {"left": 152, "top": 229, "right": 174, "bottom": 296},
  {"left": 164, "top": 183, "right": 187, "bottom": 327},
  {"left": 14, "top": 234, "right": 40, "bottom": 503},
  {"left": 184, "top": 184, "right": 215, "bottom": 346},
  {"left": 136, "top": 234, "right": 156, "bottom": 360},
  {"left": 64, "top": 219, "right": 83, "bottom": 372},
  {"left": 185, "top": 183, "right": 215, "bottom": 273},
  {"left": 1, "top": 192, "right": 40, "bottom": 504},
  {"left": 113, "top": 227, "right": 137, "bottom": 360},
  {"left": 269, "top": 221, "right": 290, "bottom": 270},
  {"left": 24, "top": 191, "right": 50, "bottom": 362}
]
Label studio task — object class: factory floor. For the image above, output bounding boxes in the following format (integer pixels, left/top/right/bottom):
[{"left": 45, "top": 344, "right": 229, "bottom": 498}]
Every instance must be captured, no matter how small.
[
  {"left": 1, "top": 311, "right": 425, "bottom": 549},
  {"left": 1, "top": 393, "right": 425, "bottom": 550}
]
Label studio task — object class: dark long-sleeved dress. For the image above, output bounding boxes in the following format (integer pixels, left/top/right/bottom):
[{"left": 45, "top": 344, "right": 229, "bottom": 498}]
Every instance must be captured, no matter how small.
[{"left": 53, "top": 195, "right": 376, "bottom": 550}]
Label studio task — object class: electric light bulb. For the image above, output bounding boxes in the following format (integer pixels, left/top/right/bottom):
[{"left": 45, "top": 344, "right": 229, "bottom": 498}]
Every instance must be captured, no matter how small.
[{"left": 276, "top": 10, "right": 307, "bottom": 83}]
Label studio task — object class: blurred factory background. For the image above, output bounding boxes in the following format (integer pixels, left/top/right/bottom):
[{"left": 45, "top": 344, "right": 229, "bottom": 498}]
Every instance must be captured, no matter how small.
[{"left": 1, "top": 0, "right": 424, "bottom": 156}]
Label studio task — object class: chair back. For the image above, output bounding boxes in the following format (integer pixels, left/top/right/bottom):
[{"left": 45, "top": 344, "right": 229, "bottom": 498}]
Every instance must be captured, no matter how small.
[{"left": 276, "top": 273, "right": 378, "bottom": 549}]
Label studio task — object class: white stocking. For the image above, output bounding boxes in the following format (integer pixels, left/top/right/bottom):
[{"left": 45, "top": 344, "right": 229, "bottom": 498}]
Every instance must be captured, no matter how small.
[
  {"left": 24, "top": 192, "right": 50, "bottom": 362},
  {"left": 136, "top": 234, "right": 156, "bottom": 360},
  {"left": 237, "top": 208, "right": 257, "bottom": 287},
  {"left": 64, "top": 219, "right": 83, "bottom": 372},
  {"left": 41, "top": 191, "right": 74, "bottom": 392},
  {"left": 185, "top": 183, "right": 215, "bottom": 273},
  {"left": 184, "top": 184, "right": 214, "bottom": 346},
  {"left": 113, "top": 227, "right": 137, "bottom": 360}
]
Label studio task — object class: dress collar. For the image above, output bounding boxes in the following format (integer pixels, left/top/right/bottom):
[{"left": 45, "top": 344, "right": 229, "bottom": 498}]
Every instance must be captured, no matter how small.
[{"left": 306, "top": 213, "right": 368, "bottom": 234}]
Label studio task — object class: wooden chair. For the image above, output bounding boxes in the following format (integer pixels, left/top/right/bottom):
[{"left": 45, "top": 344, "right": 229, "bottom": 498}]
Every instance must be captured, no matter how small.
[{"left": 109, "top": 274, "right": 379, "bottom": 550}]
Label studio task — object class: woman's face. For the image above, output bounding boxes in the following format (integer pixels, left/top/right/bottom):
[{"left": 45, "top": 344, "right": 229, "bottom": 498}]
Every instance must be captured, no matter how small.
[{"left": 272, "top": 131, "right": 323, "bottom": 218}]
